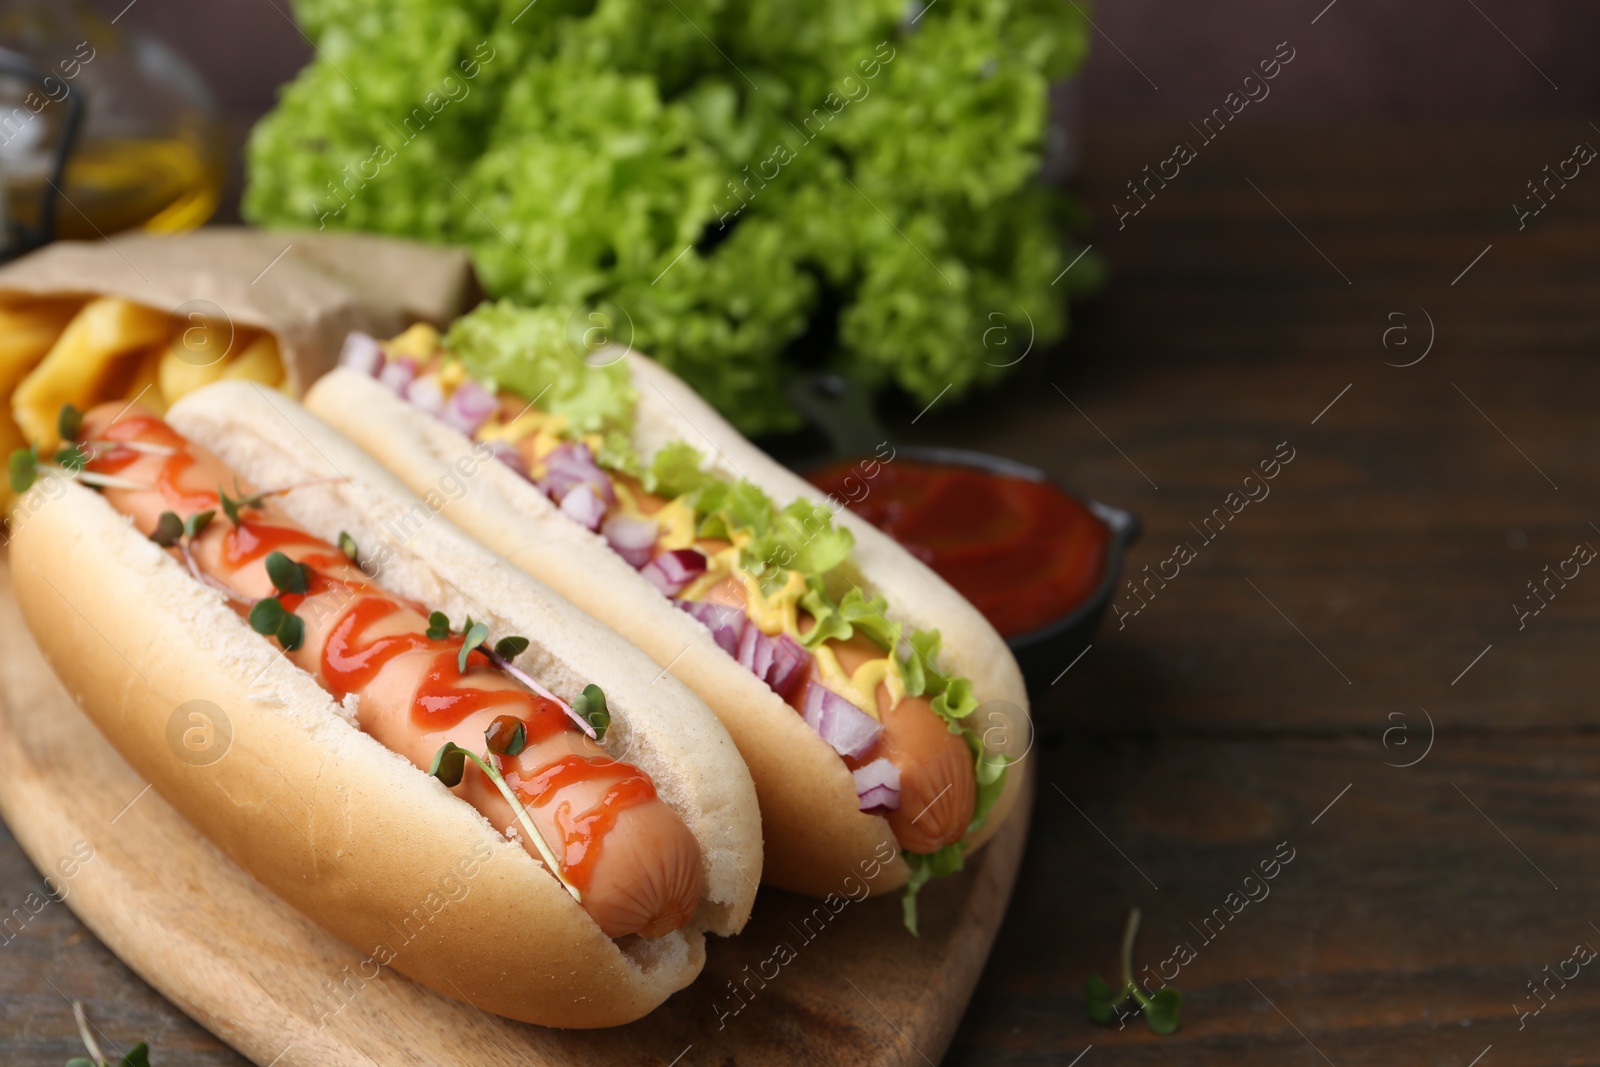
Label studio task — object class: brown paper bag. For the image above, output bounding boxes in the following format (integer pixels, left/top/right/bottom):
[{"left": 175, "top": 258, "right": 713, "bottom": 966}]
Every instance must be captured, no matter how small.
[
  {"left": 0, "top": 227, "right": 477, "bottom": 508},
  {"left": 0, "top": 227, "right": 478, "bottom": 395}
]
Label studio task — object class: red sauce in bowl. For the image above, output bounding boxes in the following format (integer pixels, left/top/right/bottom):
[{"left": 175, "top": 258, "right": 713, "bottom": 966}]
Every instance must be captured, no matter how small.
[{"left": 806, "top": 457, "right": 1110, "bottom": 638}]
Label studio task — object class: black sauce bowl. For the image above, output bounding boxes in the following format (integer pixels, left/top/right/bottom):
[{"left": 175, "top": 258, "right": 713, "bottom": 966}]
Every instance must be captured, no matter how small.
[{"left": 782, "top": 374, "right": 1141, "bottom": 695}]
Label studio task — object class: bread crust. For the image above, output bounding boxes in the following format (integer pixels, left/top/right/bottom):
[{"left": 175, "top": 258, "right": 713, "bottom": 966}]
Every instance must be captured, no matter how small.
[
  {"left": 305, "top": 357, "right": 1030, "bottom": 898},
  {"left": 8, "top": 382, "right": 761, "bottom": 1027}
]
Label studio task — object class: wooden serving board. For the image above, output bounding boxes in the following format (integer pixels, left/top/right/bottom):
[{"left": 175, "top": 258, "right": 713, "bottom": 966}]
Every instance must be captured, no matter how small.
[{"left": 0, "top": 555, "right": 1031, "bottom": 1066}]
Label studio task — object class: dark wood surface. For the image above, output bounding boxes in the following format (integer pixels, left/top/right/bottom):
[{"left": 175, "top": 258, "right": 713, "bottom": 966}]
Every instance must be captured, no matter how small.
[{"left": 5, "top": 121, "right": 1600, "bottom": 1063}]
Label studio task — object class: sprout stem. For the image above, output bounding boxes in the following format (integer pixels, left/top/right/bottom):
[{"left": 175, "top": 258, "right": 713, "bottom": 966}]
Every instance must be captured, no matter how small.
[
  {"left": 462, "top": 748, "right": 583, "bottom": 904},
  {"left": 481, "top": 643, "right": 597, "bottom": 739},
  {"left": 72, "top": 1000, "right": 104, "bottom": 1065}
]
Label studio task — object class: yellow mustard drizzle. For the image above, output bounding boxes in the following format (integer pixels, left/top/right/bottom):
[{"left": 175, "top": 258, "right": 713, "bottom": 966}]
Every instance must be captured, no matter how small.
[
  {"left": 810, "top": 644, "right": 906, "bottom": 719},
  {"left": 671, "top": 527, "right": 907, "bottom": 718},
  {"left": 679, "top": 542, "right": 737, "bottom": 602},
  {"left": 654, "top": 498, "right": 699, "bottom": 551}
]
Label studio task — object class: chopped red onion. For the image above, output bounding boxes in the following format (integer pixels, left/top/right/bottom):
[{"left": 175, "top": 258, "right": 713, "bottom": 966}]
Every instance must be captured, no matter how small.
[
  {"left": 802, "top": 683, "right": 882, "bottom": 760},
  {"left": 378, "top": 356, "right": 417, "bottom": 394},
  {"left": 405, "top": 374, "right": 447, "bottom": 416},
  {"left": 678, "top": 599, "right": 745, "bottom": 656},
  {"left": 738, "top": 623, "right": 775, "bottom": 681},
  {"left": 559, "top": 482, "right": 607, "bottom": 531},
  {"left": 602, "top": 514, "right": 658, "bottom": 568},
  {"left": 441, "top": 378, "right": 497, "bottom": 437},
  {"left": 339, "top": 331, "right": 383, "bottom": 376},
  {"left": 853, "top": 758, "right": 902, "bottom": 813},
  {"left": 487, "top": 439, "right": 531, "bottom": 479},
  {"left": 766, "top": 634, "right": 809, "bottom": 699},
  {"left": 640, "top": 548, "right": 707, "bottom": 596},
  {"left": 539, "top": 442, "right": 615, "bottom": 508}
]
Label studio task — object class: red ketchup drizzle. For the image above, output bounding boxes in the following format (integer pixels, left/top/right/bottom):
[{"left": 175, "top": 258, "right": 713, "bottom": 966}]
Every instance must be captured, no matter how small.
[
  {"left": 88, "top": 414, "right": 216, "bottom": 510},
  {"left": 94, "top": 410, "right": 662, "bottom": 894},
  {"left": 513, "top": 756, "right": 657, "bottom": 888},
  {"left": 223, "top": 521, "right": 326, "bottom": 569}
]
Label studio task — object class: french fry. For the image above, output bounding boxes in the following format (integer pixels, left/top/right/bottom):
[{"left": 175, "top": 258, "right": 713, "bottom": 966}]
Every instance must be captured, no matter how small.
[
  {"left": 12, "top": 297, "right": 169, "bottom": 448},
  {"left": 157, "top": 326, "right": 257, "bottom": 404},
  {"left": 219, "top": 333, "right": 285, "bottom": 388},
  {"left": 0, "top": 300, "right": 84, "bottom": 397}
]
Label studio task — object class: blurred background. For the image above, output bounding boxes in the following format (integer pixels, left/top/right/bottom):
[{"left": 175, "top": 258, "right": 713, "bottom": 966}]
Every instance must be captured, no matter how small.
[{"left": 82, "top": 0, "right": 1600, "bottom": 224}]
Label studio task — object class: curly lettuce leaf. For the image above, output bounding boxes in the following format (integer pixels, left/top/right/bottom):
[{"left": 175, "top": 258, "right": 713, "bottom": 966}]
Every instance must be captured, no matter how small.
[
  {"left": 642, "top": 440, "right": 719, "bottom": 498},
  {"left": 243, "top": 0, "right": 1095, "bottom": 435},
  {"left": 901, "top": 843, "right": 965, "bottom": 936},
  {"left": 445, "top": 301, "right": 637, "bottom": 435}
]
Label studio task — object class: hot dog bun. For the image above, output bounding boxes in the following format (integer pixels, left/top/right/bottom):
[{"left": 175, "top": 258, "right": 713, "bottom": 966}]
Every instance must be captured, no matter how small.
[
  {"left": 8, "top": 381, "right": 761, "bottom": 1027},
  {"left": 305, "top": 356, "right": 1029, "bottom": 898}
]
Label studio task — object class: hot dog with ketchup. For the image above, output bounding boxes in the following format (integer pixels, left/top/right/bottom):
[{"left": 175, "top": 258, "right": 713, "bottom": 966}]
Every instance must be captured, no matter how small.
[
  {"left": 306, "top": 304, "right": 1031, "bottom": 930},
  {"left": 7, "top": 382, "right": 760, "bottom": 1026}
]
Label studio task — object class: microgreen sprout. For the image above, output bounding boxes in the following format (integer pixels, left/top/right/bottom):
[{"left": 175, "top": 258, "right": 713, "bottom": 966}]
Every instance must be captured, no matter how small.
[
  {"left": 218, "top": 481, "right": 266, "bottom": 525},
  {"left": 67, "top": 1000, "right": 149, "bottom": 1067},
  {"left": 429, "top": 739, "right": 581, "bottom": 903},
  {"left": 264, "top": 551, "right": 311, "bottom": 595},
  {"left": 54, "top": 443, "right": 88, "bottom": 473},
  {"left": 570, "top": 684, "right": 610, "bottom": 740},
  {"left": 57, "top": 403, "right": 82, "bottom": 443},
  {"left": 1086, "top": 907, "right": 1182, "bottom": 1035},
  {"left": 9, "top": 446, "right": 38, "bottom": 493},
  {"left": 427, "top": 612, "right": 605, "bottom": 740},
  {"left": 459, "top": 618, "right": 490, "bottom": 673},
  {"left": 494, "top": 636, "right": 529, "bottom": 659},
  {"left": 220, "top": 476, "right": 351, "bottom": 525},
  {"left": 338, "top": 530, "right": 359, "bottom": 561},
  {"left": 248, "top": 597, "right": 305, "bottom": 652},
  {"left": 485, "top": 714, "right": 527, "bottom": 756},
  {"left": 8, "top": 404, "right": 159, "bottom": 495}
]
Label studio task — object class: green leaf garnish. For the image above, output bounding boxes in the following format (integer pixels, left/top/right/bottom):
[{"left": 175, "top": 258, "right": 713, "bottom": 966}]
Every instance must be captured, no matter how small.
[
  {"left": 1085, "top": 974, "right": 1119, "bottom": 1025},
  {"left": 248, "top": 596, "right": 285, "bottom": 636},
  {"left": 149, "top": 512, "right": 185, "bottom": 548},
  {"left": 278, "top": 613, "right": 305, "bottom": 652},
  {"left": 264, "top": 551, "right": 311, "bottom": 595},
  {"left": 119, "top": 1043, "right": 151, "bottom": 1067},
  {"left": 494, "top": 636, "right": 529, "bottom": 660},
  {"left": 218, "top": 482, "right": 266, "bottom": 525},
  {"left": 429, "top": 740, "right": 469, "bottom": 787},
  {"left": 459, "top": 618, "right": 489, "bottom": 673},
  {"left": 58, "top": 403, "right": 82, "bottom": 443},
  {"left": 1143, "top": 987, "right": 1183, "bottom": 1036},
  {"left": 426, "top": 611, "right": 453, "bottom": 640},
  {"left": 248, "top": 596, "right": 304, "bottom": 652},
  {"left": 486, "top": 717, "right": 527, "bottom": 756},
  {"left": 55, "top": 443, "right": 88, "bottom": 473},
  {"left": 900, "top": 843, "right": 964, "bottom": 936},
  {"left": 8, "top": 447, "right": 38, "bottom": 493},
  {"left": 1087, "top": 907, "right": 1182, "bottom": 1035},
  {"left": 338, "top": 530, "right": 359, "bottom": 561},
  {"left": 569, "top": 683, "right": 609, "bottom": 741},
  {"left": 185, "top": 510, "right": 214, "bottom": 539}
]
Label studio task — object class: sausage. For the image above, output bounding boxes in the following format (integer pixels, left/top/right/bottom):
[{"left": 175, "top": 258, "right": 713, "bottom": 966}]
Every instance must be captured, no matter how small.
[
  {"left": 702, "top": 575, "right": 976, "bottom": 853},
  {"left": 80, "top": 403, "right": 702, "bottom": 939},
  {"left": 826, "top": 630, "right": 975, "bottom": 854}
]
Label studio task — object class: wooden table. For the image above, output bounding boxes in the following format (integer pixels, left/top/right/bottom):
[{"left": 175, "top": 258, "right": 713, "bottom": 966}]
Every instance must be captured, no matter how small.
[{"left": 5, "top": 122, "right": 1599, "bottom": 1064}]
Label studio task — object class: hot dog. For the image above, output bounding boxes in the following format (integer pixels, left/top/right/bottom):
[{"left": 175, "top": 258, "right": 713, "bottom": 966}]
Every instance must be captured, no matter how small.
[
  {"left": 304, "top": 306, "right": 1031, "bottom": 930},
  {"left": 7, "top": 383, "right": 760, "bottom": 1026}
]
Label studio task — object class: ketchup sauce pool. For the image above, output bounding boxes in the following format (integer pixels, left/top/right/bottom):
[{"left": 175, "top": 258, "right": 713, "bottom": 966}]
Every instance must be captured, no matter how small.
[{"left": 806, "top": 458, "right": 1110, "bottom": 638}]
